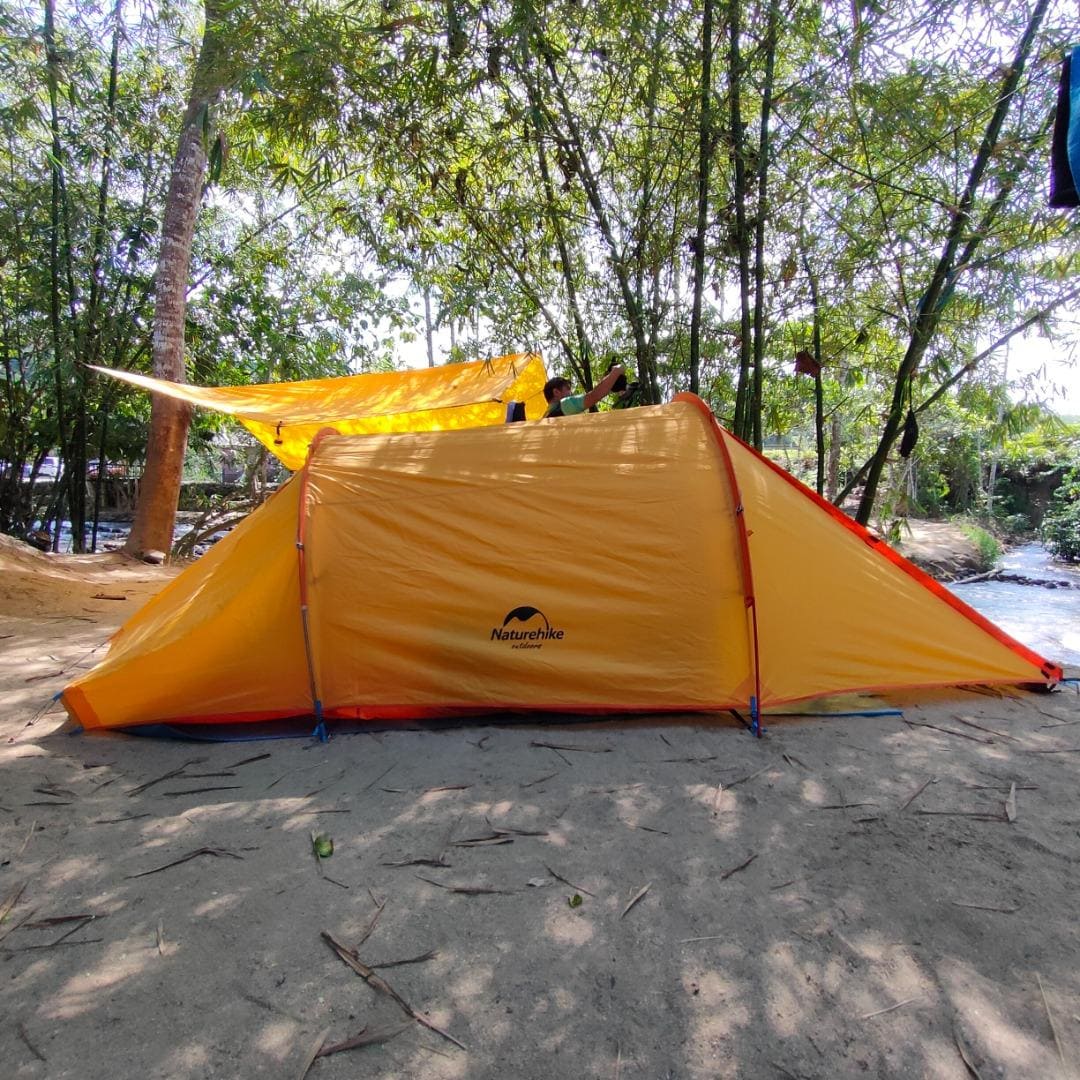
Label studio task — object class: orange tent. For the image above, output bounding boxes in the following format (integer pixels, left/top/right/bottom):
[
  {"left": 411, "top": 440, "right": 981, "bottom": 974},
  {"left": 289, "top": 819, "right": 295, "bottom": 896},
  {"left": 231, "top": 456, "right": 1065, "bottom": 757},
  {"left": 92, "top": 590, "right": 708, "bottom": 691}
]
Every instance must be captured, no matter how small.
[{"left": 61, "top": 395, "right": 1060, "bottom": 733}]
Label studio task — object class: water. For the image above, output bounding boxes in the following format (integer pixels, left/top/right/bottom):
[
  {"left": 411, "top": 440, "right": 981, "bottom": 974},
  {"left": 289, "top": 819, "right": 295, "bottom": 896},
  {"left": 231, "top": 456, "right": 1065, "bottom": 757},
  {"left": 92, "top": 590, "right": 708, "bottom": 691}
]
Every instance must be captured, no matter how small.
[{"left": 951, "top": 543, "right": 1080, "bottom": 668}]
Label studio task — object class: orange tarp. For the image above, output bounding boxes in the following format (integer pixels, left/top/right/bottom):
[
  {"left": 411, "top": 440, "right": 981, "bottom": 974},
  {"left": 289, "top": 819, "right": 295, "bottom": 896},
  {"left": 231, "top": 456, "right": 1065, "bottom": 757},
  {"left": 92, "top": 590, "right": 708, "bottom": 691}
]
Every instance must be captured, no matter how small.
[
  {"left": 92, "top": 352, "right": 548, "bottom": 470},
  {"left": 62, "top": 395, "right": 1060, "bottom": 731}
]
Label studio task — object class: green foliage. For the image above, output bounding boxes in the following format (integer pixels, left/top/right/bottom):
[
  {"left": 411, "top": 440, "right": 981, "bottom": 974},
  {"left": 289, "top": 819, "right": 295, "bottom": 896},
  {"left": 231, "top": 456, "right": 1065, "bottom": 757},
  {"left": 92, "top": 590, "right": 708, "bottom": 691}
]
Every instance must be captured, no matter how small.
[
  {"left": 1042, "top": 465, "right": 1080, "bottom": 562},
  {"left": 958, "top": 522, "right": 1002, "bottom": 570}
]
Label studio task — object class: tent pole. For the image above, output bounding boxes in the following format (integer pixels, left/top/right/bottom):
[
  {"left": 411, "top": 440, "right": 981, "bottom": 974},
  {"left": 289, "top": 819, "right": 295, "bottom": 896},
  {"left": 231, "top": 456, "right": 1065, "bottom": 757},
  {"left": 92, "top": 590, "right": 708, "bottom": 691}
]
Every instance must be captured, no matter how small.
[{"left": 295, "top": 429, "right": 338, "bottom": 743}]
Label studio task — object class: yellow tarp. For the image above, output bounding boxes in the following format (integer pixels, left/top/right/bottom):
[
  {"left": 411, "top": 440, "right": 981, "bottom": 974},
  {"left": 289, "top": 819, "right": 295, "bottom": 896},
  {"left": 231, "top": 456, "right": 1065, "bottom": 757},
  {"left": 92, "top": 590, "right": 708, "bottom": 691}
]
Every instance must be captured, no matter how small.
[
  {"left": 62, "top": 396, "right": 1060, "bottom": 731},
  {"left": 93, "top": 352, "right": 548, "bottom": 470}
]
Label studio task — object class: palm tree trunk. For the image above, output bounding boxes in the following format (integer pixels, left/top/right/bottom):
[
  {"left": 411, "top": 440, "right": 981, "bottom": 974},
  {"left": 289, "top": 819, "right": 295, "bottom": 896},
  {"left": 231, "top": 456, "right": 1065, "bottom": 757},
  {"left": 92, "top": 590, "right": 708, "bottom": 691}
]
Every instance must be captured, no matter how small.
[{"left": 124, "top": 0, "right": 227, "bottom": 557}]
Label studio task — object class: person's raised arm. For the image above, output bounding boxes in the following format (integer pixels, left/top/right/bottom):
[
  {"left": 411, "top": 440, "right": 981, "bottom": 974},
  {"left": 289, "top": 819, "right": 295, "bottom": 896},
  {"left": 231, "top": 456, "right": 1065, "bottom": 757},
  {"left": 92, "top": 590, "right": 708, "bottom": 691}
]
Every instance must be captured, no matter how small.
[{"left": 581, "top": 364, "right": 626, "bottom": 410}]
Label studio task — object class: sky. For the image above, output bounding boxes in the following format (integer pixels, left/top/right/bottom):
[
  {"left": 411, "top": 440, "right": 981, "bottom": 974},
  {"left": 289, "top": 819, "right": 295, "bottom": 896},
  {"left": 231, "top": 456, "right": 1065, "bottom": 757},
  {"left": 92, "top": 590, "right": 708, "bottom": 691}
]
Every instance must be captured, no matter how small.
[{"left": 1006, "top": 332, "right": 1080, "bottom": 417}]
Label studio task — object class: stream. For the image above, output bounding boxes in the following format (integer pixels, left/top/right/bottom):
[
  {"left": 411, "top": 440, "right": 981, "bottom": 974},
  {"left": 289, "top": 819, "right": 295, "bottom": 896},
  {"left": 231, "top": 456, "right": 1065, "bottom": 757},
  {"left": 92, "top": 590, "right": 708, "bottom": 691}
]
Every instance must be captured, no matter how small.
[{"left": 951, "top": 543, "right": 1080, "bottom": 668}]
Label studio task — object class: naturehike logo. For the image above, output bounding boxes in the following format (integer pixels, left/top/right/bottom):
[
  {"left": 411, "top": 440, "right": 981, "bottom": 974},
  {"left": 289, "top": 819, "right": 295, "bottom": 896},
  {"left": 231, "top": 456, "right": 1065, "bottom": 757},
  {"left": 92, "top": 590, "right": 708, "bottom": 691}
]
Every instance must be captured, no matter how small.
[{"left": 490, "top": 606, "right": 565, "bottom": 650}]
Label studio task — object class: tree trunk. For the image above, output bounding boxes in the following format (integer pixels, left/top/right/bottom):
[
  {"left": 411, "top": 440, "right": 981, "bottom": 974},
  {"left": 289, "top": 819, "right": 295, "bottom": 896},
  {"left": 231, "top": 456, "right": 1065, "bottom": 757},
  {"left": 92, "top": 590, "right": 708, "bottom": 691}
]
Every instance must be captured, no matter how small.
[
  {"left": 688, "top": 0, "right": 714, "bottom": 396},
  {"left": 124, "top": 0, "right": 227, "bottom": 558},
  {"left": 727, "top": 0, "right": 753, "bottom": 440},
  {"left": 749, "top": 0, "right": 779, "bottom": 449}
]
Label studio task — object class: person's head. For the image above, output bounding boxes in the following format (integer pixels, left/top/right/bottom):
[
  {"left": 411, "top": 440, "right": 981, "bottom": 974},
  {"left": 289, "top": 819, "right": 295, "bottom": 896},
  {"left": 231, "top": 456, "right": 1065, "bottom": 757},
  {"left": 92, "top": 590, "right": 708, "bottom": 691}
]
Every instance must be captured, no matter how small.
[{"left": 543, "top": 377, "right": 573, "bottom": 403}]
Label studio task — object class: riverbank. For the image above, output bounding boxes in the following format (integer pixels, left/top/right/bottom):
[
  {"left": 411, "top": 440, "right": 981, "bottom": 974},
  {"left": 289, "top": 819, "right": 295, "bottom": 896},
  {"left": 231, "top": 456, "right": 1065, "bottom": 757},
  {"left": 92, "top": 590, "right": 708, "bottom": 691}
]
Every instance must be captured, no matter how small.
[
  {"left": 1, "top": 535, "right": 1078, "bottom": 1080},
  {"left": 892, "top": 519, "right": 994, "bottom": 581}
]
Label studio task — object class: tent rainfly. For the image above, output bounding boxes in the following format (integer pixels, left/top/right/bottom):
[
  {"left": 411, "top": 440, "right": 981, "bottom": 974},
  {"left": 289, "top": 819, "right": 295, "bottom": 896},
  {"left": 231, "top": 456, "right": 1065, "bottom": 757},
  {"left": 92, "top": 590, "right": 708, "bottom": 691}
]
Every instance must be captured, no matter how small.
[
  {"left": 92, "top": 352, "right": 549, "bottom": 470},
  {"left": 62, "top": 394, "right": 1061, "bottom": 734}
]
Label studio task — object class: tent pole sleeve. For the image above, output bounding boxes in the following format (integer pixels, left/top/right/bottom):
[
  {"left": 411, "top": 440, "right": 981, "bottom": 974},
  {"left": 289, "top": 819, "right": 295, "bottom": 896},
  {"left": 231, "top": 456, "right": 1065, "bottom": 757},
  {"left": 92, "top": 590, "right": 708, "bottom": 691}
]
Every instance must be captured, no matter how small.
[
  {"left": 675, "top": 393, "right": 764, "bottom": 733},
  {"left": 295, "top": 428, "right": 339, "bottom": 741}
]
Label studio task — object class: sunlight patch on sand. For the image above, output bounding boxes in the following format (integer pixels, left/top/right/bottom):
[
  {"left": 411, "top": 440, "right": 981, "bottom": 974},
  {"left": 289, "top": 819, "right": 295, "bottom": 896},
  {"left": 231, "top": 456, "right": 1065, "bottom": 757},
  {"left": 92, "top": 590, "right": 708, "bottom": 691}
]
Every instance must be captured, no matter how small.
[
  {"left": 253, "top": 1019, "right": 301, "bottom": 1061},
  {"left": 46, "top": 939, "right": 151, "bottom": 1019},
  {"left": 191, "top": 891, "right": 245, "bottom": 918},
  {"left": 544, "top": 903, "right": 595, "bottom": 948}
]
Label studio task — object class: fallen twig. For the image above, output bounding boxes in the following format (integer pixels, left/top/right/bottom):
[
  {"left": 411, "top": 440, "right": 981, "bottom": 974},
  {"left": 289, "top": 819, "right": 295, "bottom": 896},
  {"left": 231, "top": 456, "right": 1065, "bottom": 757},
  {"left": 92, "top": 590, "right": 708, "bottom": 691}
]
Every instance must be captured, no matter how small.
[
  {"left": 1037, "top": 974, "right": 1066, "bottom": 1068},
  {"left": 530, "top": 740, "right": 611, "bottom": 754},
  {"left": 17, "top": 1022, "right": 46, "bottom": 1062},
  {"left": 451, "top": 832, "right": 514, "bottom": 848},
  {"left": 227, "top": 752, "right": 271, "bottom": 769},
  {"left": 952, "top": 1020, "right": 985, "bottom": 1080},
  {"left": 127, "top": 757, "right": 207, "bottom": 797},
  {"left": 126, "top": 847, "right": 243, "bottom": 879},
  {"left": 719, "top": 853, "right": 757, "bottom": 881},
  {"left": 162, "top": 786, "right": 244, "bottom": 797},
  {"left": 544, "top": 864, "right": 595, "bottom": 897},
  {"left": 321, "top": 930, "right": 466, "bottom": 1051},
  {"left": 953, "top": 716, "right": 1018, "bottom": 741},
  {"left": 370, "top": 949, "right": 438, "bottom": 969},
  {"left": 861, "top": 996, "right": 918, "bottom": 1020},
  {"left": 416, "top": 876, "right": 514, "bottom": 895},
  {"left": 20, "top": 915, "right": 99, "bottom": 950},
  {"left": 297, "top": 1026, "right": 331, "bottom": 1080},
  {"left": 521, "top": 771, "right": 559, "bottom": 788},
  {"left": 17, "top": 821, "right": 36, "bottom": 857},
  {"left": 21, "top": 914, "right": 94, "bottom": 929},
  {"left": 315, "top": 1023, "right": 409, "bottom": 1058},
  {"left": 904, "top": 720, "right": 990, "bottom": 743},
  {"left": 1005, "top": 783, "right": 1017, "bottom": 823},
  {"left": 355, "top": 895, "right": 386, "bottom": 949},
  {"left": 724, "top": 765, "right": 770, "bottom": 788},
  {"left": 951, "top": 900, "right": 1020, "bottom": 913},
  {"left": 382, "top": 855, "right": 451, "bottom": 868},
  {"left": 91, "top": 813, "right": 151, "bottom": 825},
  {"left": 899, "top": 777, "right": 935, "bottom": 813},
  {"left": 620, "top": 883, "right": 651, "bottom": 919},
  {"left": 0, "top": 883, "right": 26, "bottom": 927}
]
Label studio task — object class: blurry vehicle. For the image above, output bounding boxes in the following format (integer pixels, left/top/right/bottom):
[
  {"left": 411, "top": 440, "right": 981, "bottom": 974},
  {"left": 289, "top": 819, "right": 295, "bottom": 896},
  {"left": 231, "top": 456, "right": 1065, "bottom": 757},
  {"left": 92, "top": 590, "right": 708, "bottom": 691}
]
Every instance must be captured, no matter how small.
[
  {"left": 22, "top": 456, "right": 60, "bottom": 480},
  {"left": 87, "top": 459, "right": 127, "bottom": 479}
]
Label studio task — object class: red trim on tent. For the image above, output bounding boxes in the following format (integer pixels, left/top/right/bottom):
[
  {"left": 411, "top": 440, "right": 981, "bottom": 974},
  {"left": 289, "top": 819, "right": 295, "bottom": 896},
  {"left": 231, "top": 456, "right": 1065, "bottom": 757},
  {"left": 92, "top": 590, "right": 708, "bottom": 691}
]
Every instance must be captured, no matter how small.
[
  {"left": 674, "top": 393, "right": 765, "bottom": 728},
  {"left": 673, "top": 395, "right": 1062, "bottom": 686}
]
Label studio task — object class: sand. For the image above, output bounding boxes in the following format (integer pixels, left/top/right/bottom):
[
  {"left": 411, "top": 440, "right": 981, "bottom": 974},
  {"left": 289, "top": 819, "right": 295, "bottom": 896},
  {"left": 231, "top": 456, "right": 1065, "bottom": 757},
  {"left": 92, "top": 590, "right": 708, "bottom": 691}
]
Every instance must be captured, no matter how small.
[{"left": 1, "top": 535, "right": 1078, "bottom": 1080}]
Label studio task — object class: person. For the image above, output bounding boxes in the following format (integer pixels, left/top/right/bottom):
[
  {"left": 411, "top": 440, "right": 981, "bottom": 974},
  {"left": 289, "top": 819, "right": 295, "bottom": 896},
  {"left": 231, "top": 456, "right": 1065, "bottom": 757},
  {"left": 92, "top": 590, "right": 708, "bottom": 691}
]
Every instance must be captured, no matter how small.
[{"left": 543, "top": 363, "right": 627, "bottom": 418}]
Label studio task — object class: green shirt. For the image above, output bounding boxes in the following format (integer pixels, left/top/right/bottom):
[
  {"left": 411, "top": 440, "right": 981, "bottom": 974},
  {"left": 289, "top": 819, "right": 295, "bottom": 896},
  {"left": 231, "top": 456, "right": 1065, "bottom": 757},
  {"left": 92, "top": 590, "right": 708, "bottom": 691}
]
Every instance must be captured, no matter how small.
[{"left": 545, "top": 394, "right": 587, "bottom": 418}]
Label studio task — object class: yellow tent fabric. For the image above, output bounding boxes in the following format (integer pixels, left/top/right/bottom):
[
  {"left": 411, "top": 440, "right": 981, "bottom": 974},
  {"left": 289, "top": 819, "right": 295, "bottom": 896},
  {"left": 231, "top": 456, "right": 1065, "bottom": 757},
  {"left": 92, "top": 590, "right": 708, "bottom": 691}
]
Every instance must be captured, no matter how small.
[
  {"left": 62, "top": 394, "right": 1060, "bottom": 732},
  {"left": 92, "top": 352, "right": 548, "bottom": 470}
]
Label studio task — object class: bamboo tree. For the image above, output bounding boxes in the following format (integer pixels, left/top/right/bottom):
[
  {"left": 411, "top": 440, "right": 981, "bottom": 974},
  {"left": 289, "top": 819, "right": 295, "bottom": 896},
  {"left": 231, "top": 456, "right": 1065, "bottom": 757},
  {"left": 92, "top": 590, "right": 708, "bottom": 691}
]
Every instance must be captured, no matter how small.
[
  {"left": 688, "top": 0, "right": 714, "bottom": 395},
  {"left": 854, "top": 0, "right": 1051, "bottom": 525},
  {"left": 727, "top": 0, "right": 753, "bottom": 439}
]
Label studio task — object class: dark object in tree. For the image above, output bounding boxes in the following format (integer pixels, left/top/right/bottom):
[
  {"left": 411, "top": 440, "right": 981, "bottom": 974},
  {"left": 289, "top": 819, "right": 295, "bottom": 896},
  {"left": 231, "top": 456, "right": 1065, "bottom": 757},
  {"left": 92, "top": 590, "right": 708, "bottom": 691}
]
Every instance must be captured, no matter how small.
[
  {"left": 794, "top": 350, "right": 821, "bottom": 377},
  {"left": 899, "top": 409, "right": 919, "bottom": 458},
  {"left": 1049, "top": 47, "right": 1079, "bottom": 208},
  {"left": 605, "top": 360, "right": 628, "bottom": 393}
]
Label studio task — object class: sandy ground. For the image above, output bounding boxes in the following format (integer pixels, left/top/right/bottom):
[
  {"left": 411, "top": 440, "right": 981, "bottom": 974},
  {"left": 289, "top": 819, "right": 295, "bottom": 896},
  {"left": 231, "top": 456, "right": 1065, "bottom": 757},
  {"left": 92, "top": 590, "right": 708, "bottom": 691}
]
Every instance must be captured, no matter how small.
[{"left": 1, "top": 533, "right": 1079, "bottom": 1080}]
